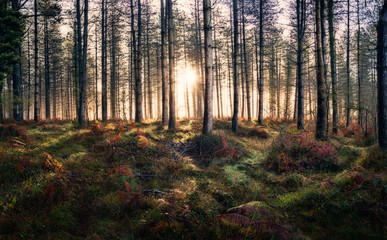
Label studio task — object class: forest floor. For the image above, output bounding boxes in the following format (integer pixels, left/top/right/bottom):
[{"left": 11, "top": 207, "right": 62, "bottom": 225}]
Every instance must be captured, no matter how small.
[{"left": 0, "top": 119, "right": 386, "bottom": 239}]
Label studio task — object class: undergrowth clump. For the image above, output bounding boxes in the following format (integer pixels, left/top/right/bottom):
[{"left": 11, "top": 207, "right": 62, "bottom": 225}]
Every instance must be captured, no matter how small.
[
  {"left": 217, "top": 201, "right": 303, "bottom": 239},
  {"left": 265, "top": 132, "right": 340, "bottom": 173},
  {"left": 90, "top": 122, "right": 105, "bottom": 136},
  {"left": 0, "top": 124, "right": 30, "bottom": 145},
  {"left": 359, "top": 145, "right": 387, "bottom": 170},
  {"left": 187, "top": 134, "right": 238, "bottom": 162},
  {"left": 248, "top": 127, "right": 270, "bottom": 139}
]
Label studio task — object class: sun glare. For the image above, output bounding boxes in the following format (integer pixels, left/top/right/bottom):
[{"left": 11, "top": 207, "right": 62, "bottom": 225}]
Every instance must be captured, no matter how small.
[{"left": 179, "top": 67, "right": 197, "bottom": 86}]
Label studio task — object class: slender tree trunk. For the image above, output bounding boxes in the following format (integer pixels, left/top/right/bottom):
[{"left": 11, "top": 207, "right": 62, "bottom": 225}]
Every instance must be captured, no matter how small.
[
  {"left": 328, "top": 0, "right": 338, "bottom": 134},
  {"left": 33, "top": 0, "right": 39, "bottom": 121},
  {"left": 242, "top": 0, "right": 251, "bottom": 122},
  {"left": 285, "top": 54, "right": 291, "bottom": 120},
  {"left": 146, "top": 5, "right": 152, "bottom": 119},
  {"left": 232, "top": 0, "right": 239, "bottom": 132},
  {"left": 167, "top": 0, "right": 176, "bottom": 129},
  {"left": 183, "top": 27, "right": 190, "bottom": 119},
  {"left": 297, "top": 0, "right": 305, "bottom": 129},
  {"left": 102, "top": 0, "right": 108, "bottom": 121},
  {"left": 95, "top": 24, "right": 98, "bottom": 120},
  {"left": 258, "top": 0, "right": 264, "bottom": 124},
  {"left": 79, "top": 0, "right": 88, "bottom": 125},
  {"left": 44, "top": 16, "right": 50, "bottom": 119},
  {"left": 160, "top": 0, "right": 168, "bottom": 125},
  {"left": 346, "top": 0, "right": 351, "bottom": 127},
  {"left": 111, "top": 17, "right": 117, "bottom": 119},
  {"left": 202, "top": 0, "right": 213, "bottom": 134},
  {"left": 135, "top": 0, "right": 143, "bottom": 123},
  {"left": 27, "top": 31, "right": 31, "bottom": 119},
  {"left": 377, "top": 2, "right": 387, "bottom": 150},
  {"left": 316, "top": 0, "right": 328, "bottom": 141},
  {"left": 357, "top": 0, "right": 362, "bottom": 126},
  {"left": 12, "top": 47, "right": 22, "bottom": 121}
]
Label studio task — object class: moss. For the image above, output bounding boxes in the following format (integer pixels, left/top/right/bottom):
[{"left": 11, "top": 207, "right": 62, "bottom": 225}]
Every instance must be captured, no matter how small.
[{"left": 359, "top": 145, "right": 387, "bottom": 170}]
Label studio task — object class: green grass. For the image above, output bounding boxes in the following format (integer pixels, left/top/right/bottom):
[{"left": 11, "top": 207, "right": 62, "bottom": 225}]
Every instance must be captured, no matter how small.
[{"left": 0, "top": 120, "right": 385, "bottom": 239}]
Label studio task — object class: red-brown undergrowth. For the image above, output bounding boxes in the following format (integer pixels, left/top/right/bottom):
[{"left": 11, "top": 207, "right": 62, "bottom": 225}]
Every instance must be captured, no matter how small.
[
  {"left": 266, "top": 132, "right": 340, "bottom": 173},
  {"left": 43, "top": 152, "right": 62, "bottom": 172}
]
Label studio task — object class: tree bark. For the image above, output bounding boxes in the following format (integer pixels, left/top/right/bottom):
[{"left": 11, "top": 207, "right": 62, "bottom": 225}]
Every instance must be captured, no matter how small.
[
  {"left": 316, "top": 0, "right": 328, "bottom": 141},
  {"left": 297, "top": 0, "right": 306, "bottom": 129},
  {"left": 135, "top": 0, "right": 143, "bottom": 123},
  {"left": 167, "top": 0, "right": 176, "bottom": 129},
  {"left": 78, "top": 0, "right": 88, "bottom": 125},
  {"left": 258, "top": 0, "right": 264, "bottom": 124},
  {"left": 346, "top": 0, "right": 351, "bottom": 127},
  {"left": 231, "top": 0, "right": 239, "bottom": 132},
  {"left": 102, "top": 0, "right": 108, "bottom": 121},
  {"left": 328, "top": 0, "right": 338, "bottom": 134},
  {"left": 242, "top": 0, "right": 251, "bottom": 122},
  {"left": 202, "top": 0, "right": 213, "bottom": 134},
  {"left": 44, "top": 15, "right": 50, "bottom": 119},
  {"left": 377, "top": 2, "right": 387, "bottom": 150}
]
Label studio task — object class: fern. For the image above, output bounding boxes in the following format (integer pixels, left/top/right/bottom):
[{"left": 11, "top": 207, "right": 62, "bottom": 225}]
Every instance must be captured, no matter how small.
[
  {"left": 217, "top": 213, "right": 251, "bottom": 227},
  {"left": 43, "top": 152, "right": 62, "bottom": 172}
]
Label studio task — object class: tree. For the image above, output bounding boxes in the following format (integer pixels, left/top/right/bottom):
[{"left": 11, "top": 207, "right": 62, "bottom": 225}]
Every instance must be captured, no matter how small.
[
  {"left": 202, "top": 0, "right": 213, "bottom": 134},
  {"left": 315, "top": 0, "right": 328, "bottom": 141},
  {"left": 34, "top": 0, "right": 39, "bottom": 121},
  {"left": 0, "top": 1, "right": 23, "bottom": 122},
  {"left": 102, "top": 0, "right": 107, "bottom": 121},
  {"left": 257, "top": 0, "right": 263, "bottom": 125},
  {"left": 346, "top": 0, "right": 351, "bottom": 127},
  {"left": 77, "top": 0, "right": 88, "bottom": 126},
  {"left": 167, "top": 0, "right": 176, "bottom": 129},
  {"left": 135, "top": 0, "right": 143, "bottom": 123},
  {"left": 231, "top": 0, "right": 239, "bottom": 132},
  {"left": 328, "top": 0, "right": 338, "bottom": 134},
  {"left": 377, "top": 2, "right": 387, "bottom": 150},
  {"left": 160, "top": 0, "right": 168, "bottom": 126},
  {"left": 11, "top": 0, "right": 22, "bottom": 121},
  {"left": 296, "top": 0, "right": 306, "bottom": 130}
]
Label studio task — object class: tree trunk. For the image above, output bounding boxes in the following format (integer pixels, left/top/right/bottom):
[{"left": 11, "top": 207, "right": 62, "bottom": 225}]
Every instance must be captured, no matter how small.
[
  {"left": 44, "top": 16, "right": 50, "bottom": 119},
  {"left": 95, "top": 24, "right": 98, "bottom": 120},
  {"left": 357, "top": 0, "right": 362, "bottom": 126},
  {"left": 102, "top": 0, "right": 108, "bottom": 121},
  {"left": 78, "top": 0, "right": 88, "bottom": 126},
  {"left": 315, "top": 0, "right": 328, "bottom": 141},
  {"left": 160, "top": 0, "right": 168, "bottom": 125},
  {"left": 135, "top": 0, "right": 143, "bottom": 123},
  {"left": 297, "top": 0, "right": 306, "bottom": 129},
  {"left": 377, "top": 2, "right": 387, "bottom": 150},
  {"left": 346, "top": 0, "right": 351, "bottom": 127},
  {"left": 258, "top": 0, "right": 264, "bottom": 124},
  {"left": 242, "top": 0, "right": 251, "bottom": 122},
  {"left": 202, "top": 0, "right": 213, "bottom": 134},
  {"left": 168, "top": 0, "right": 176, "bottom": 129},
  {"left": 111, "top": 16, "right": 117, "bottom": 119},
  {"left": 231, "top": 0, "right": 239, "bottom": 132},
  {"left": 328, "top": 0, "right": 338, "bottom": 134},
  {"left": 146, "top": 5, "right": 152, "bottom": 119},
  {"left": 12, "top": 47, "right": 22, "bottom": 121}
]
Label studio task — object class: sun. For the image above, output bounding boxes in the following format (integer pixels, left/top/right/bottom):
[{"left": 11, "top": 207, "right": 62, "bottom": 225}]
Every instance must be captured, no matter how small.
[{"left": 179, "top": 67, "right": 197, "bottom": 86}]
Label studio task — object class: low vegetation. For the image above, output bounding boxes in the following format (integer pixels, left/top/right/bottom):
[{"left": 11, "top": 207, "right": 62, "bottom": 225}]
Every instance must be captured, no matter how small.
[{"left": 0, "top": 119, "right": 385, "bottom": 239}]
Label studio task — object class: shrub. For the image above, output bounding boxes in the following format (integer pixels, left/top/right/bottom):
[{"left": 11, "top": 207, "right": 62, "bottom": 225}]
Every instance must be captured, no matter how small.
[
  {"left": 265, "top": 132, "right": 340, "bottom": 173},
  {"left": 0, "top": 124, "right": 29, "bottom": 142},
  {"left": 360, "top": 146, "right": 387, "bottom": 171},
  {"left": 43, "top": 152, "right": 62, "bottom": 172},
  {"left": 248, "top": 128, "right": 270, "bottom": 139},
  {"left": 90, "top": 122, "right": 105, "bottom": 136},
  {"left": 217, "top": 201, "right": 302, "bottom": 240},
  {"left": 108, "top": 165, "right": 133, "bottom": 177},
  {"left": 186, "top": 134, "right": 238, "bottom": 161}
]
